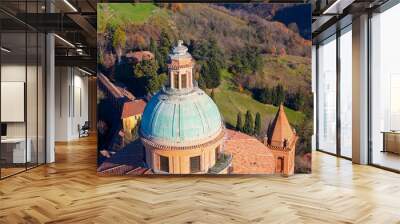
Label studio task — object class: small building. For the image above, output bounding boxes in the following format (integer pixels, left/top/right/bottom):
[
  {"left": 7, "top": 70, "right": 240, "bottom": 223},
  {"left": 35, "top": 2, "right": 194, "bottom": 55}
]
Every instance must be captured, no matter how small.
[
  {"left": 126, "top": 51, "right": 154, "bottom": 64},
  {"left": 264, "top": 104, "right": 298, "bottom": 176},
  {"left": 121, "top": 99, "right": 147, "bottom": 140}
]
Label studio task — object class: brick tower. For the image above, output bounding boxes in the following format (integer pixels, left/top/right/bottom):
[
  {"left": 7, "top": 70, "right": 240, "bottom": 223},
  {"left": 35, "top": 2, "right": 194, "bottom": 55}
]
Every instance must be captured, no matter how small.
[{"left": 264, "top": 104, "right": 298, "bottom": 176}]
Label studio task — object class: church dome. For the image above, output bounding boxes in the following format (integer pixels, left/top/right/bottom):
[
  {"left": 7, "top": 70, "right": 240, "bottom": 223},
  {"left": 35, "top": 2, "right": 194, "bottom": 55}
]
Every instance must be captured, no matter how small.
[
  {"left": 140, "top": 40, "right": 224, "bottom": 148},
  {"left": 140, "top": 87, "right": 223, "bottom": 147}
]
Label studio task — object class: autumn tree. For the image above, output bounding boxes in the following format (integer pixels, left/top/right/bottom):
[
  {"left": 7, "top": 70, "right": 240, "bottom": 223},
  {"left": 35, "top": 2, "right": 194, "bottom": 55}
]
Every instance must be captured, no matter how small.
[
  {"left": 146, "top": 73, "right": 167, "bottom": 94},
  {"left": 157, "top": 30, "right": 173, "bottom": 73},
  {"left": 132, "top": 34, "right": 146, "bottom": 50},
  {"left": 279, "top": 47, "right": 286, "bottom": 56},
  {"left": 113, "top": 26, "right": 126, "bottom": 62},
  {"left": 134, "top": 59, "right": 158, "bottom": 78},
  {"left": 270, "top": 45, "right": 277, "bottom": 56},
  {"left": 149, "top": 38, "right": 158, "bottom": 55},
  {"left": 229, "top": 44, "right": 263, "bottom": 83},
  {"left": 170, "top": 3, "right": 184, "bottom": 12},
  {"left": 210, "top": 89, "right": 215, "bottom": 101},
  {"left": 192, "top": 38, "right": 224, "bottom": 89}
]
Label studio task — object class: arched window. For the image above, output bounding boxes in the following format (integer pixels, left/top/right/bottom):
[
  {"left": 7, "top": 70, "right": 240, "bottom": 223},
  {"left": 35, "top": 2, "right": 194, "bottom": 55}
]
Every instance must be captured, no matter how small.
[
  {"left": 190, "top": 156, "right": 201, "bottom": 173},
  {"left": 160, "top": 155, "right": 169, "bottom": 173},
  {"left": 181, "top": 73, "right": 187, "bottom": 88},
  {"left": 276, "top": 157, "right": 284, "bottom": 173},
  {"left": 215, "top": 146, "right": 220, "bottom": 160},
  {"left": 173, "top": 72, "right": 179, "bottom": 89}
]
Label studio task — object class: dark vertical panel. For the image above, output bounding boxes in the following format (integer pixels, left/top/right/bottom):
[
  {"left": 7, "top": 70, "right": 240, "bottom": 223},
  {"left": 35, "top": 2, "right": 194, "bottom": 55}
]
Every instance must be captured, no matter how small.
[
  {"left": 73, "top": 68, "right": 75, "bottom": 118},
  {"left": 367, "top": 12, "right": 373, "bottom": 165},
  {"left": 315, "top": 45, "right": 319, "bottom": 151}
]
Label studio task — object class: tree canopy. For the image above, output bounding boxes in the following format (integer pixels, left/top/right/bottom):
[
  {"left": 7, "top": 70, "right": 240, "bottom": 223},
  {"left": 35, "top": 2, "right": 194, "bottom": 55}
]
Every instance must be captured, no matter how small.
[{"left": 243, "top": 110, "right": 254, "bottom": 135}]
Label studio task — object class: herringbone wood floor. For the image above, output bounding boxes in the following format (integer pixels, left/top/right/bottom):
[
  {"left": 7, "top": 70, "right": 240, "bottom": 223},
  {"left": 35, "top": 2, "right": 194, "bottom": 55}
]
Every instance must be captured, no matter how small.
[{"left": 1, "top": 136, "right": 400, "bottom": 224}]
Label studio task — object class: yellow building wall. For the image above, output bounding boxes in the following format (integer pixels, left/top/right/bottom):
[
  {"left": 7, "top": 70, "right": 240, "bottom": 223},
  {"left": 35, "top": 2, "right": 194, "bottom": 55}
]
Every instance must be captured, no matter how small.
[
  {"left": 122, "top": 115, "right": 142, "bottom": 141},
  {"left": 143, "top": 139, "right": 223, "bottom": 174}
]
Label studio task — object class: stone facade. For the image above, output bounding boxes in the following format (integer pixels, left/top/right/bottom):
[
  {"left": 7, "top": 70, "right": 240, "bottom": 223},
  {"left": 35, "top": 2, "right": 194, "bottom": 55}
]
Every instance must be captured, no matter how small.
[{"left": 142, "top": 134, "right": 224, "bottom": 174}]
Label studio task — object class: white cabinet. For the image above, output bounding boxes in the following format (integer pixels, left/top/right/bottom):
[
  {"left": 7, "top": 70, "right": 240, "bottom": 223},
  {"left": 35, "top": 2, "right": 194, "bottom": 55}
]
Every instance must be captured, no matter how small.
[{"left": 1, "top": 138, "right": 32, "bottom": 163}]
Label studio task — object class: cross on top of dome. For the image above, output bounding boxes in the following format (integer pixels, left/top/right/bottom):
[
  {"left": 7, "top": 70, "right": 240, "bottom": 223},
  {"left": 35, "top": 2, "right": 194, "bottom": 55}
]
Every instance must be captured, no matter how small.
[{"left": 172, "top": 40, "right": 189, "bottom": 56}]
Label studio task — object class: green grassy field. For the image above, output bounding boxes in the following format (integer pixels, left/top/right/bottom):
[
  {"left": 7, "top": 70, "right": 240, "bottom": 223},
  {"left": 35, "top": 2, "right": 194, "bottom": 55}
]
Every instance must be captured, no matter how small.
[
  {"left": 212, "top": 69, "right": 305, "bottom": 131},
  {"left": 261, "top": 54, "right": 311, "bottom": 90},
  {"left": 99, "top": 3, "right": 157, "bottom": 27}
]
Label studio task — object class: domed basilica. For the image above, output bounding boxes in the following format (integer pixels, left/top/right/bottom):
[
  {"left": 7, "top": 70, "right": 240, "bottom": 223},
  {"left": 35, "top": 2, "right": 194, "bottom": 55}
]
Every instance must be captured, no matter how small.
[
  {"left": 140, "top": 40, "right": 297, "bottom": 175},
  {"left": 140, "top": 40, "right": 225, "bottom": 174}
]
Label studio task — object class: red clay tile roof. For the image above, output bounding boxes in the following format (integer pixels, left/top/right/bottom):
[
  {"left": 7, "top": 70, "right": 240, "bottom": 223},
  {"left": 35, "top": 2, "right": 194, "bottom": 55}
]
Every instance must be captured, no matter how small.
[
  {"left": 125, "top": 167, "right": 153, "bottom": 175},
  {"left": 168, "top": 59, "right": 193, "bottom": 69},
  {"left": 121, "top": 99, "right": 147, "bottom": 119},
  {"left": 268, "top": 104, "right": 294, "bottom": 147},
  {"left": 98, "top": 73, "right": 136, "bottom": 101},
  {"left": 98, "top": 73, "right": 124, "bottom": 99},
  {"left": 224, "top": 129, "right": 275, "bottom": 174},
  {"left": 126, "top": 51, "right": 154, "bottom": 62},
  {"left": 119, "top": 88, "right": 136, "bottom": 101},
  {"left": 97, "top": 162, "right": 152, "bottom": 176}
]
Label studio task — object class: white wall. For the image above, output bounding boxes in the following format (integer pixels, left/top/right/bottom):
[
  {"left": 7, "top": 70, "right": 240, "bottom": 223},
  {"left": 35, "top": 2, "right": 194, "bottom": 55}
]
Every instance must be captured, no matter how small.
[
  {"left": 55, "top": 67, "right": 89, "bottom": 141},
  {"left": 1, "top": 64, "right": 40, "bottom": 137},
  {"left": 369, "top": 5, "right": 400, "bottom": 165},
  {"left": 1, "top": 63, "right": 46, "bottom": 164}
]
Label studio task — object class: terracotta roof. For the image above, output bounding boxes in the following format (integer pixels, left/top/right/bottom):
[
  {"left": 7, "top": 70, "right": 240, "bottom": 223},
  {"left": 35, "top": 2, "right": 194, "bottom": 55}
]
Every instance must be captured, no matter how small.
[
  {"left": 126, "top": 51, "right": 154, "bottom": 62},
  {"left": 268, "top": 104, "right": 294, "bottom": 148},
  {"left": 97, "top": 162, "right": 152, "bottom": 176},
  {"left": 98, "top": 73, "right": 124, "bottom": 99},
  {"left": 121, "top": 99, "right": 147, "bottom": 119},
  {"left": 98, "top": 73, "right": 136, "bottom": 101},
  {"left": 126, "top": 167, "right": 153, "bottom": 175},
  {"left": 120, "top": 88, "right": 136, "bottom": 101},
  {"left": 168, "top": 59, "right": 193, "bottom": 69},
  {"left": 224, "top": 129, "right": 275, "bottom": 174}
]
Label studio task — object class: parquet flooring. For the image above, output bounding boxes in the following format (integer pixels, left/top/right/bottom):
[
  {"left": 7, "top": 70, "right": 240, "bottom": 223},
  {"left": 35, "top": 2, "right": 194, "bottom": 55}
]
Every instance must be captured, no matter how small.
[{"left": 1, "top": 135, "right": 400, "bottom": 223}]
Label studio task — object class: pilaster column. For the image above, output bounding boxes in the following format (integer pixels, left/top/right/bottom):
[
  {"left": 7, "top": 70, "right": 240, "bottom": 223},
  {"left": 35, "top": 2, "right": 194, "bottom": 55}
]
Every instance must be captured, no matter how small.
[
  {"left": 169, "top": 70, "right": 174, "bottom": 88},
  {"left": 352, "top": 14, "right": 369, "bottom": 164}
]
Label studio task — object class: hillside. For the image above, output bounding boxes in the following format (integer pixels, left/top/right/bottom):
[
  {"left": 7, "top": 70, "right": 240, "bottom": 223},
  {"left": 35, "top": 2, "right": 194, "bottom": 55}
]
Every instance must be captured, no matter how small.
[
  {"left": 173, "top": 3, "right": 310, "bottom": 57},
  {"left": 98, "top": 3, "right": 311, "bottom": 57},
  {"left": 220, "top": 4, "right": 312, "bottom": 40},
  {"left": 98, "top": 3, "right": 157, "bottom": 29},
  {"left": 258, "top": 54, "right": 311, "bottom": 90},
  {"left": 98, "top": 3, "right": 311, "bottom": 89},
  {"left": 97, "top": 2, "right": 310, "bottom": 126}
]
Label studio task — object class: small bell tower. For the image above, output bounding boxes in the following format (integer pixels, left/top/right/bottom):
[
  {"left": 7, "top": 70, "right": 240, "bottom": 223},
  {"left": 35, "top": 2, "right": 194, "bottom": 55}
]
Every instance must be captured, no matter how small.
[{"left": 167, "top": 40, "right": 194, "bottom": 90}]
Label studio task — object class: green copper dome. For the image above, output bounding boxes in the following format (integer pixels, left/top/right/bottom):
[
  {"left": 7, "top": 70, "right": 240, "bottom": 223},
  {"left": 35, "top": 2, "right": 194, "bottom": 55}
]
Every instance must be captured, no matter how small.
[{"left": 140, "top": 87, "right": 223, "bottom": 147}]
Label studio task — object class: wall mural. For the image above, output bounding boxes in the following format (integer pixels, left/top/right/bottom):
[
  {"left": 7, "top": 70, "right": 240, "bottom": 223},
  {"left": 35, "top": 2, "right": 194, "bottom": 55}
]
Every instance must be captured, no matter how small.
[{"left": 97, "top": 3, "right": 312, "bottom": 175}]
